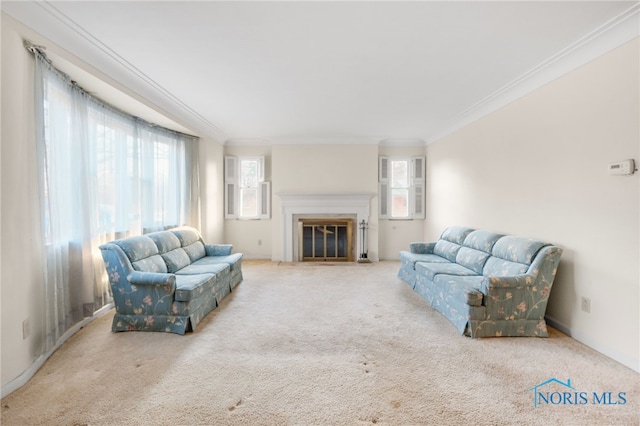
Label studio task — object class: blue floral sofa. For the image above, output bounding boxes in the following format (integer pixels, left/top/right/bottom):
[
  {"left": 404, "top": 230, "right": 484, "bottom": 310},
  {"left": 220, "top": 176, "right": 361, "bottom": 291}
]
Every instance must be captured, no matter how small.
[
  {"left": 398, "top": 226, "right": 562, "bottom": 338},
  {"left": 99, "top": 226, "right": 242, "bottom": 334}
]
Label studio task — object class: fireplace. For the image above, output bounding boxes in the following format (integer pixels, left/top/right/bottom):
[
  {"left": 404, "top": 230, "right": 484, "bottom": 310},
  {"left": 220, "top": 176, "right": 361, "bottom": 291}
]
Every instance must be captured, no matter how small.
[
  {"left": 299, "top": 218, "right": 355, "bottom": 262},
  {"left": 278, "top": 193, "right": 374, "bottom": 262}
]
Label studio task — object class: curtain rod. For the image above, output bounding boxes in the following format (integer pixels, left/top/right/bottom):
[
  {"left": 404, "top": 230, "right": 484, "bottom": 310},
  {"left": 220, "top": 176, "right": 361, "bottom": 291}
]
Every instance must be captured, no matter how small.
[{"left": 22, "top": 39, "right": 199, "bottom": 141}]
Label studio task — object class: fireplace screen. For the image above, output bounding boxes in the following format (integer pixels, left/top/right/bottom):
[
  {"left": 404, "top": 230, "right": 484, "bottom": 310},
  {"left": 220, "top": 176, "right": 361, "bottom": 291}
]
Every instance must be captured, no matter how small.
[{"left": 299, "top": 219, "right": 354, "bottom": 262}]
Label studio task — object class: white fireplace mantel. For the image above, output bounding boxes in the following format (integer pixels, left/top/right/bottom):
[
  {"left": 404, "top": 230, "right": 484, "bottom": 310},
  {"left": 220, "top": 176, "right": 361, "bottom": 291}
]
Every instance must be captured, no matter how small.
[{"left": 278, "top": 193, "right": 374, "bottom": 261}]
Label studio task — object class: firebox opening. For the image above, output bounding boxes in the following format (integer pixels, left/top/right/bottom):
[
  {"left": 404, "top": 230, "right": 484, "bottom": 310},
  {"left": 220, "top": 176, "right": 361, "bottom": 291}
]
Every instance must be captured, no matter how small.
[{"left": 298, "top": 218, "right": 355, "bottom": 262}]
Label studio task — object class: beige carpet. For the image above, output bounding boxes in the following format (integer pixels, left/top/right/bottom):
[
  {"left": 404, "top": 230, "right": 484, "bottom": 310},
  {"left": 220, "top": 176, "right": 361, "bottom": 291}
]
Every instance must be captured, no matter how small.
[{"left": 2, "top": 260, "right": 638, "bottom": 425}]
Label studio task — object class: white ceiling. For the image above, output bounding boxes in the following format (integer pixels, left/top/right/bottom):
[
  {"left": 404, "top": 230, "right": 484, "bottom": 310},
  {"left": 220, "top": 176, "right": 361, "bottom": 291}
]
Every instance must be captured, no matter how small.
[{"left": 3, "top": 1, "right": 639, "bottom": 145}]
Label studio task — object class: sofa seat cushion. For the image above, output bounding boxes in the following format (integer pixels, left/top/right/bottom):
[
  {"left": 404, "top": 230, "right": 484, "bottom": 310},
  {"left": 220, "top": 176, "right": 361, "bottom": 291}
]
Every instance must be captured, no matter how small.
[
  {"left": 175, "top": 261, "right": 230, "bottom": 277},
  {"left": 174, "top": 273, "right": 216, "bottom": 302},
  {"left": 433, "top": 275, "right": 485, "bottom": 307},
  {"left": 400, "top": 251, "right": 450, "bottom": 270},
  {"left": 194, "top": 253, "right": 243, "bottom": 271},
  {"left": 416, "top": 261, "right": 478, "bottom": 281}
]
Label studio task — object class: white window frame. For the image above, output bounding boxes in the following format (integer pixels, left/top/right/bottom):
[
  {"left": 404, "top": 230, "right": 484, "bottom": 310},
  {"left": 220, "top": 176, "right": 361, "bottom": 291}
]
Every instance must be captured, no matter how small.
[
  {"left": 379, "top": 156, "right": 425, "bottom": 220},
  {"left": 225, "top": 156, "right": 270, "bottom": 219}
]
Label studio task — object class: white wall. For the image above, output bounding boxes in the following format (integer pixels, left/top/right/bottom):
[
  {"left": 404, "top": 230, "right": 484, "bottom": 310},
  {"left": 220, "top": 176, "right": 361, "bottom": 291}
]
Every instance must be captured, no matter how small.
[
  {"left": 222, "top": 143, "right": 429, "bottom": 261},
  {"left": 270, "top": 144, "right": 379, "bottom": 261},
  {"left": 426, "top": 39, "right": 639, "bottom": 371},
  {"left": 1, "top": 13, "right": 48, "bottom": 389}
]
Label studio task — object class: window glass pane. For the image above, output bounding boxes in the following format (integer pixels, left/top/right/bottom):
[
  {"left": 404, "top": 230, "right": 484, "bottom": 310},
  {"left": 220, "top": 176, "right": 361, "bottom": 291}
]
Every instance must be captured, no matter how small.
[
  {"left": 391, "top": 160, "right": 408, "bottom": 187},
  {"left": 240, "top": 159, "right": 258, "bottom": 188},
  {"left": 391, "top": 189, "right": 409, "bottom": 218},
  {"left": 240, "top": 188, "right": 258, "bottom": 217}
]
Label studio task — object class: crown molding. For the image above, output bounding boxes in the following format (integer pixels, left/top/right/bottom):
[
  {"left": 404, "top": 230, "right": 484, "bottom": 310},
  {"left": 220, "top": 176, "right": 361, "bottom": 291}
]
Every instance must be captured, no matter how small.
[
  {"left": 225, "top": 137, "right": 428, "bottom": 146},
  {"left": 270, "top": 137, "right": 383, "bottom": 146},
  {"left": 224, "top": 138, "right": 273, "bottom": 147},
  {"left": 379, "top": 138, "right": 426, "bottom": 147},
  {"left": 428, "top": 3, "right": 640, "bottom": 145},
  {"left": 3, "top": 1, "right": 228, "bottom": 142}
]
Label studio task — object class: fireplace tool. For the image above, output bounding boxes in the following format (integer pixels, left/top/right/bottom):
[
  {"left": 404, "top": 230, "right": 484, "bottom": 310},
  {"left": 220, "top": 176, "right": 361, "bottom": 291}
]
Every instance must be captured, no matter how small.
[{"left": 358, "top": 220, "right": 371, "bottom": 263}]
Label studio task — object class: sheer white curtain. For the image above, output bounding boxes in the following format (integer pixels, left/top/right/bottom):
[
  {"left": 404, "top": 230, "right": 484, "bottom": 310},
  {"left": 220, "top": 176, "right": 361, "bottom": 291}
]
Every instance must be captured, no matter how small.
[{"left": 33, "top": 51, "right": 200, "bottom": 350}]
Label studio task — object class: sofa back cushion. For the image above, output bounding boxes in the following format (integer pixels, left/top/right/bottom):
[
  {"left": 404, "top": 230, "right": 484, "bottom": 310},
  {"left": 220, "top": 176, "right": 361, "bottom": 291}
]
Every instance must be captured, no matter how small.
[
  {"left": 433, "top": 240, "right": 462, "bottom": 262},
  {"left": 463, "top": 230, "right": 504, "bottom": 252},
  {"left": 456, "top": 247, "right": 490, "bottom": 274},
  {"left": 492, "top": 236, "right": 547, "bottom": 264},
  {"left": 483, "top": 257, "right": 528, "bottom": 277},
  {"left": 170, "top": 227, "right": 206, "bottom": 263},
  {"left": 171, "top": 227, "right": 202, "bottom": 246},
  {"left": 440, "top": 226, "right": 475, "bottom": 244},
  {"left": 183, "top": 242, "right": 206, "bottom": 262},
  {"left": 131, "top": 255, "right": 168, "bottom": 273},
  {"left": 146, "top": 231, "right": 181, "bottom": 254},
  {"left": 162, "top": 248, "right": 192, "bottom": 273},
  {"left": 113, "top": 235, "right": 158, "bottom": 262}
]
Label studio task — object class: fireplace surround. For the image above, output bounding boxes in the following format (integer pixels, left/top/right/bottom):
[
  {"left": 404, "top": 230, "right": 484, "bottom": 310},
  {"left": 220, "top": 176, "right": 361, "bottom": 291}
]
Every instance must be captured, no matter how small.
[{"left": 278, "top": 193, "right": 374, "bottom": 262}]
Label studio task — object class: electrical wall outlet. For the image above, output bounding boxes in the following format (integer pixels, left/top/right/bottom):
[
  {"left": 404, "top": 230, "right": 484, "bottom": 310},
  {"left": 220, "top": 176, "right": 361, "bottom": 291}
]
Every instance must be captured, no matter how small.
[
  {"left": 258, "top": 239, "right": 262, "bottom": 246},
  {"left": 581, "top": 296, "right": 591, "bottom": 313},
  {"left": 22, "top": 319, "right": 31, "bottom": 339}
]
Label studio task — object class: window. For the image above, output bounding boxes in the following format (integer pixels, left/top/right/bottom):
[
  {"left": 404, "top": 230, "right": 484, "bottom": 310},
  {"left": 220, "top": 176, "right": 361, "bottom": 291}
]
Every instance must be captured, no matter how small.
[
  {"left": 225, "top": 156, "right": 271, "bottom": 219},
  {"left": 379, "top": 156, "right": 425, "bottom": 219},
  {"left": 32, "top": 48, "right": 199, "bottom": 354}
]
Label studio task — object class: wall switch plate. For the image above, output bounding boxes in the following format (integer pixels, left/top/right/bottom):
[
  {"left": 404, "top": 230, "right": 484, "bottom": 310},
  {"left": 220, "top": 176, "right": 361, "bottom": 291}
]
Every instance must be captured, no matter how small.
[{"left": 581, "top": 296, "right": 591, "bottom": 313}]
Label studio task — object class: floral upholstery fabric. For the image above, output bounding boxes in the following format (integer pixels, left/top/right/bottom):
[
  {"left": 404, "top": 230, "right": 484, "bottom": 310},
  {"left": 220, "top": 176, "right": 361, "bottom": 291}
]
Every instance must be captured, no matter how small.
[
  {"left": 440, "top": 226, "right": 475, "bottom": 244},
  {"left": 113, "top": 236, "right": 158, "bottom": 262},
  {"left": 162, "top": 248, "right": 192, "bottom": 273},
  {"left": 433, "top": 240, "right": 462, "bottom": 262},
  {"left": 174, "top": 273, "right": 216, "bottom": 302},
  {"left": 482, "top": 257, "right": 529, "bottom": 277},
  {"left": 491, "top": 236, "right": 546, "bottom": 264},
  {"left": 147, "top": 231, "right": 181, "bottom": 253},
  {"left": 433, "top": 275, "right": 485, "bottom": 307},
  {"left": 462, "top": 230, "right": 504, "bottom": 252},
  {"left": 455, "top": 247, "right": 490, "bottom": 274},
  {"left": 131, "top": 255, "right": 168, "bottom": 273},
  {"left": 398, "top": 226, "right": 562, "bottom": 338},
  {"left": 206, "top": 244, "right": 234, "bottom": 256},
  {"left": 416, "top": 261, "right": 477, "bottom": 281},
  {"left": 183, "top": 241, "right": 206, "bottom": 262},
  {"left": 100, "top": 226, "right": 243, "bottom": 334},
  {"left": 409, "top": 242, "right": 436, "bottom": 254}
]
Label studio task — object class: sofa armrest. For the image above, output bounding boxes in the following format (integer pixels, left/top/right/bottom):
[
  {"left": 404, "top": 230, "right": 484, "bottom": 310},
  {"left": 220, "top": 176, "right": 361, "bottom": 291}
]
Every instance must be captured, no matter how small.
[
  {"left": 481, "top": 274, "right": 535, "bottom": 292},
  {"left": 127, "top": 271, "right": 176, "bottom": 289},
  {"left": 409, "top": 242, "right": 436, "bottom": 254},
  {"left": 205, "top": 244, "right": 233, "bottom": 256}
]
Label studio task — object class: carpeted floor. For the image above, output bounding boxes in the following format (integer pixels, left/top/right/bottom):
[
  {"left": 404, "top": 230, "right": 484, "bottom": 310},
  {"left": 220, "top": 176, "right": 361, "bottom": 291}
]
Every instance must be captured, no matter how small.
[{"left": 2, "top": 260, "right": 638, "bottom": 425}]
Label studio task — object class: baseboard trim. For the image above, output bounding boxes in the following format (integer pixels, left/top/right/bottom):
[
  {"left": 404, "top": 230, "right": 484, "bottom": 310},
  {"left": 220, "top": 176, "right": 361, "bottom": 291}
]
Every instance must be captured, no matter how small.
[
  {"left": 545, "top": 315, "right": 639, "bottom": 373},
  {"left": 1, "top": 303, "right": 114, "bottom": 399}
]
